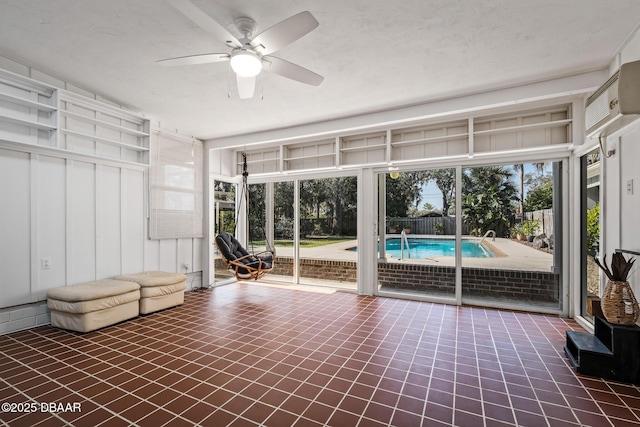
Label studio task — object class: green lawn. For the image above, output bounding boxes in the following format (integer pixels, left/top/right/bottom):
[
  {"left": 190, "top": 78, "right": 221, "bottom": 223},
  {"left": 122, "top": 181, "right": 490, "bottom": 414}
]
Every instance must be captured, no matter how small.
[{"left": 253, "top": 236, "right": 355, "bottom": 248}]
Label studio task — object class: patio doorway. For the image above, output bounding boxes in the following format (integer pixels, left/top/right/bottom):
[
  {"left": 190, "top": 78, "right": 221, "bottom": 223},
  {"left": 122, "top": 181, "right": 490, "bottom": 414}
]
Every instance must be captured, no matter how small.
[
  {"left": 461, "top": 162, "right": 561, "bottom": 311},
  {"left": 580, "top": 148, "right": 601, "bottom": 321},
  {"left": 212, "top": 179, "right": 237, "bottom": 285},
  {"left": 247, "top": 175, "right": 358, "bottom": 290},
  {"left": 376, "top": 161, "right": 564, "bottom": 313}
]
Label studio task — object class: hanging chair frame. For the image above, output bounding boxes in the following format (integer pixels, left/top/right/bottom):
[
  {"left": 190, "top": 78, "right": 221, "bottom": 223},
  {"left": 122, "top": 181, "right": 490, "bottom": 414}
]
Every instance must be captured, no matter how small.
[
  {"left": 224, "top": 252, "right": 273, "bottom": 280},
  {"left": 215, "top": 232, "right": 273, "bottom": 280}
]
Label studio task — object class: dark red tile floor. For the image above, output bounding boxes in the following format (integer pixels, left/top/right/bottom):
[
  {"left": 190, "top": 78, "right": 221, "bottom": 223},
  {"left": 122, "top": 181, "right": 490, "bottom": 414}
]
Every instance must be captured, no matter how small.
[{"left": 1, "top": 283, "right": 640, "bottom": 426}]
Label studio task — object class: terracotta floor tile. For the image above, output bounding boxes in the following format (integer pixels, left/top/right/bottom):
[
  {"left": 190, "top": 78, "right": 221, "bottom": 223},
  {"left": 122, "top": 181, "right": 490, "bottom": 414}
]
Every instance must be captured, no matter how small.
[
  {"left": 201, "top": 410, "right": 238, "bottom": 427},
  {"left": 2, "top": 284, "right": 640, "bottom": 427},
  {"left": 301, "top": 401, "right": 335, "bottom": 425},
  {"left": 328, "top": 409, "right": 362, "bottom": 427},
  {"left": 135, "top": 408, "right": 177, "bottom": 426},
  {"left": 390, "top": 409, "right": 423, "bottom": 427}
]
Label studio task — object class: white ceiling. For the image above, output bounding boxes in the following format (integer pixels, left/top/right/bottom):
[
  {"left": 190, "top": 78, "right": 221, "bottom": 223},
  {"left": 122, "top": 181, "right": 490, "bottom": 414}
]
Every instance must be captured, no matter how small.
[{"left": 1, "top": 0, "right": 639, "bottom": 141}]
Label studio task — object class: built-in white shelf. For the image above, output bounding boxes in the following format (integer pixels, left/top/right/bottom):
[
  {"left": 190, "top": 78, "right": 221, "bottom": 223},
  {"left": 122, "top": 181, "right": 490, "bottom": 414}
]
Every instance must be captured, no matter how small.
[
  {"left": 0, "top": 69, "right": 58, "bottom": 148},
  {"left": 239, "top": 158, "right": 279, "bottom": 166},
  {"left": 57, "top": 90, "right": 150, "bottom": 165},
  {"left": 0, "top": 114, "right": 57, "bottom": 131},
  {"left": 0, "top": 70, "right": 151, "bottom": 166},
  {"left": 60, "top": 110, "right": 149, "bottom": 137},
  {"left": 60, "top": 129, "right": 149, "bottom": 152},
  {"left": 340, "top": 143, "right": 387, "bottom": 152},
  {"left": 391, "top": 132, "right": 469, "bottom": 147},
  {"left": 473, "top": 119, "right": 572, "bottom": 136},
  {"left": 284, "top": 153, "right": 335, "bottom": 161},
  {"left": 237, "top": 105, "right": 573, "bottom": 175},
  {"left": 0, "top": 90, "right": 57, "bottom": 112}
]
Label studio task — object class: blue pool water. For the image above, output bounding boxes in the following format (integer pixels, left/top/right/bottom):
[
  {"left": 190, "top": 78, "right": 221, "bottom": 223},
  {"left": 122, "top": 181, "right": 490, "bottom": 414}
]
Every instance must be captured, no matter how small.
[{"left": 351, "top": 238, "right": 495, "bottom": 258}]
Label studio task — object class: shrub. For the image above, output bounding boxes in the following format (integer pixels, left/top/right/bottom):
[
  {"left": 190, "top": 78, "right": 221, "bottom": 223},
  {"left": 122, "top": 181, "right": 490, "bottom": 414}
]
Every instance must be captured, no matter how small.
[
  {"left": 521, "top": 219, "right": 540, "bottom": 236},
  {"left": 586, "top": 203, "right": 600, "bottom": 255}
]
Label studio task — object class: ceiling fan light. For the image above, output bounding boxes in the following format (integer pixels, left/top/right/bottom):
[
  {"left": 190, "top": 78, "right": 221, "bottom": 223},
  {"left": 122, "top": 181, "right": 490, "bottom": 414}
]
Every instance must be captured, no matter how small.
[{"left": 230, "top": 50, "right": 262, "bottom": 77}]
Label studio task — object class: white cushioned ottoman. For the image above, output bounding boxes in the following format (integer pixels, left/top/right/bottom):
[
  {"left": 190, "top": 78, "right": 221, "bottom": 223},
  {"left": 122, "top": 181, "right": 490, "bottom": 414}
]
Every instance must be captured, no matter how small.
[
  {"left": 115, "top": 271, "right": 186, "bottom": 314},
  {"left": 47, "top": 279, "right": 141, "bottom": 333}
]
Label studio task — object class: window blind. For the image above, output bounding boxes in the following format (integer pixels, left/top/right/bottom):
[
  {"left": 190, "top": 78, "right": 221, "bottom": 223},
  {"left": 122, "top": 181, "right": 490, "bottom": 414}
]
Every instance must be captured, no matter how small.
[{"left": 149, "top": 132, "right": 203, "bottom": 239}]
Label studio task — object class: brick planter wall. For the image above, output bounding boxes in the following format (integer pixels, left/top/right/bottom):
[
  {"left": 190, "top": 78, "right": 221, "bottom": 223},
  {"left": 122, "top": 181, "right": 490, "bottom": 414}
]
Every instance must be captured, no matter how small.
[
  {"left": 272, "top": 257, "right": 357, "bottom": 283},
  {"left": 218, "top": 256, "right": 558, "bottom": 303},
  {"left": 377, "top": 263, "right": 456, "bottom": 295},
  {"left": 378, "top": 261, "right": 559, "bottom": 302}
]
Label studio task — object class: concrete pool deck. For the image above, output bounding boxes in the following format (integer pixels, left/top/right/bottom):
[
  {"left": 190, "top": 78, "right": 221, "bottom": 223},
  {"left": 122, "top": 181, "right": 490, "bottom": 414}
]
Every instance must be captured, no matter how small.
[{"left": 270, "top": 235, "right": 553, "bottom": 272}]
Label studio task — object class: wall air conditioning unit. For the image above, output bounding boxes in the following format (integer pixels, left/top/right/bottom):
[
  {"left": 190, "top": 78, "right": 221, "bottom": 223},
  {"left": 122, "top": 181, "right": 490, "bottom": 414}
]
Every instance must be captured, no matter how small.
[{"left": 585, "top": 59, "right": 640, "bottom": 138}]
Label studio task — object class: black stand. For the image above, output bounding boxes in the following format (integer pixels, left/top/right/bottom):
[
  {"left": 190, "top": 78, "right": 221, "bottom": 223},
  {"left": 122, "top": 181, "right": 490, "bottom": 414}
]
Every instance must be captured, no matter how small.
[{"left": 565, "top": 316, "right": 640, "bottom": 384}]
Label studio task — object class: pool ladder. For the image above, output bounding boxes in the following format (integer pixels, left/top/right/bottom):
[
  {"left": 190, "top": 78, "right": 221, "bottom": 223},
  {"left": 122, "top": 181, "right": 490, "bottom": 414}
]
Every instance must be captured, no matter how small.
[
  {"left": 479, "top": 229, "right": 496, "bottom": 244},
  {"left": 400, "top": 229, "right": 411, "bottom": 260}
]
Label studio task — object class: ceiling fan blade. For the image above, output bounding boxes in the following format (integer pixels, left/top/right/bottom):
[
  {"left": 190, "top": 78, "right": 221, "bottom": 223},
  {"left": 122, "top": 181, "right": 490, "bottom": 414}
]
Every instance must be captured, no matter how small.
[
  {"left": 168, "top": 0, "right": 242, "bottom": 48},
  {"left": 236, "top": 74, "right": 256, "bottom": 99},
  {"left": 250, "top": 11, "right": 319, "bottom": 55},
  {"left": 157, "top": 53, "right": 230, "bottom": 67},
  {"left": 263, "top": 56, "right": 323, "bottom": 86}
]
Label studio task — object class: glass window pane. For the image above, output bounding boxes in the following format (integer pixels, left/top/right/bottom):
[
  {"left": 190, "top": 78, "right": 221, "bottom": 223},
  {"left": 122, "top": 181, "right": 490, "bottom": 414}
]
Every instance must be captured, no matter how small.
[
  {"left": 299, "top": 177, "right": 357, "bottom": 289},
  {"left": 461, "top": 163, "right": 560, "bottom": 310},
  {"left": 582, "top": 149, "right": 601, "bottom": 320},
  {"left": 270, "top": 181, "right": 295, "bottom": 282},
  {"left": 378, "top": 169, "right": 456, "bottom": 300},
  {"left": 212, "top": 180, "right": 236, "bottom": 284}
]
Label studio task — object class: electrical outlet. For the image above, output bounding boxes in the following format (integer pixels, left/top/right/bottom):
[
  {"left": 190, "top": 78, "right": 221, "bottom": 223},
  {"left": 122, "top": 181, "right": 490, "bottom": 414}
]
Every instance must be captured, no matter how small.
[
  {"left": 41, "top": 258, "right": 52, "bottom": 269},
  {"left": 628, "top": 179, "right": 634, "bottom": 195}
]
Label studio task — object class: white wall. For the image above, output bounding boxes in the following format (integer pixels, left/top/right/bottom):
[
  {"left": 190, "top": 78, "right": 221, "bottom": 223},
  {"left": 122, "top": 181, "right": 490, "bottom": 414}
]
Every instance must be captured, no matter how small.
[
  {"left": 601, "top": 29, "right": 640, "bottom": 300},
  {"left": 0, "top": 57, "right": 204, "bottom": 334},
  {"left": 603, "top": 122, "right": 640, "bottom": 298}
]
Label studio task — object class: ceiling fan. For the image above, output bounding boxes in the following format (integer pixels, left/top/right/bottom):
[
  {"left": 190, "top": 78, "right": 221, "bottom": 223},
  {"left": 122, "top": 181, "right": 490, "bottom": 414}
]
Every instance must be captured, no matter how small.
[{"left": 158, "top": 0, "right": 324, "bottom": 99}]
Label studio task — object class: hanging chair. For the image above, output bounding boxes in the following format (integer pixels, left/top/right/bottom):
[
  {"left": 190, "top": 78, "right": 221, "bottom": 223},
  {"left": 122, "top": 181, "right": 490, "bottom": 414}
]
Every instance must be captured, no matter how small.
[
  {"left": 215, "top": 232, "right": 273, "bottom": 280},
  {"left": 214, "top": 153, "right": 275, "bottom": 280}
]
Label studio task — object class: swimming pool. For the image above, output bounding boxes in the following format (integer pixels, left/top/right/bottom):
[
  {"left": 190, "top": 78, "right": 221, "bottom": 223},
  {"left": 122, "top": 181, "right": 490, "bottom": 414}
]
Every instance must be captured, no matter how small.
[{"left": 351, "top": 237, "right": 496, "bottom": 258}]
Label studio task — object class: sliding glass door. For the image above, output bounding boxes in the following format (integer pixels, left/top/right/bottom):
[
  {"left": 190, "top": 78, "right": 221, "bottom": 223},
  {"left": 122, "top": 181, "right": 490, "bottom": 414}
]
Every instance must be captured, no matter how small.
[
  {"left": 212, "top": 179, "right": 236, "bottom": 285},
  {"left": 377, "top": 161, "right": 564, "bottom": 313},
  {"left": 378, "top": 168, "right": 457, "bottom": 301},
  {"left": 298, "top": 177, "right": 358, "bottom": 289},
  {"left": 581, "top": 149, "right": 601, "bottom": 321},
  {"left": 460, "top": 162, "right": 560, "bottom": 311},
  {"left": 245, "top": 176, "right": 358, "bottom": 289}
]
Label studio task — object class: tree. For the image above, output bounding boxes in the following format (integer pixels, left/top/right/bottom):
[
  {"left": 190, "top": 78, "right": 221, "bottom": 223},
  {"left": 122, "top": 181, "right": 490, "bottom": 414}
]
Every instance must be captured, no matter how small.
[
  {"left": 325, "top": 177, "right": 357, "bottom": 235},
  {"left": 274, "top": 181, "right": 294, "bottom": 240},
  {"left": 248, "top": 183, "right": 266, "bottom": 243},
  {"left": 407, "top": 202, "right": 436, "bottom": 217},
  {"left": 523, "top": 180, "right": 553, "bottom": 211},
  {"left": 513, "top": 163, "right": 546, "bottom": 217},
  {"left": 462, "top": 166, "right": 518, "bottom": 237},
  {"left": 300, "top": 179, "right": 329, "bottom": 219},
  {"left": 385, "top": 171, "right": 430, "bottom": 218},
  {"left": 423, "top": 169, "right": 455, "bottom": 216},
  {"left": 513, "top": 164, "right": 525, "bottom": 218},
  {"left": 213, "top": 181, "right": 237, "bottom": 235},
  {"left": 586, "top": 203, "right": 600, "bottom": 256}
]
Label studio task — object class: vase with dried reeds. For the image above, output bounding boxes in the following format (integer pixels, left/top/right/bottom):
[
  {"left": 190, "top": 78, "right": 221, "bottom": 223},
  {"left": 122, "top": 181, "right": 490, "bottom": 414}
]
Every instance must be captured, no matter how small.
[{"left": 595, "top": 252, "right": 638, "bottom": 325}]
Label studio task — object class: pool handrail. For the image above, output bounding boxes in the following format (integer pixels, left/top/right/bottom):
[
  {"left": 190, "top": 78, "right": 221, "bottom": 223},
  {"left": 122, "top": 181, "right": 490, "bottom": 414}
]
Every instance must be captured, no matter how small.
[
  {"left": 479, "top": 230, "right": 496, "bottom": 244},
  {"left": 400, "top": 229, "right": 411, "bottom": 260}
]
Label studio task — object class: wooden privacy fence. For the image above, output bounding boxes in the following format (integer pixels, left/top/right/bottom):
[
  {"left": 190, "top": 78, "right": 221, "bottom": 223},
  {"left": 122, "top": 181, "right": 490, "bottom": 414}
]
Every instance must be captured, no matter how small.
[
  {"left": 387, "top": 217, "right": 470, "bottom": 235},
  {"left": 524, "top": 209, "right": 554, "bottom": 237}
]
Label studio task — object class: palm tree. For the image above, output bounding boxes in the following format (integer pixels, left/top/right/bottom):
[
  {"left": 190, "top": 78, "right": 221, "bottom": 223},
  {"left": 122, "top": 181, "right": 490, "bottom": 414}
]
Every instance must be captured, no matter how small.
[
  {"left": 514, "top": 164, "right": 525, "bottom": 218},
  {"left": 462, "top": 166, "right": 518, "bottom": 237},
  {"left": 513, "top": 163, "right": 547, "bottom": 218}
]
